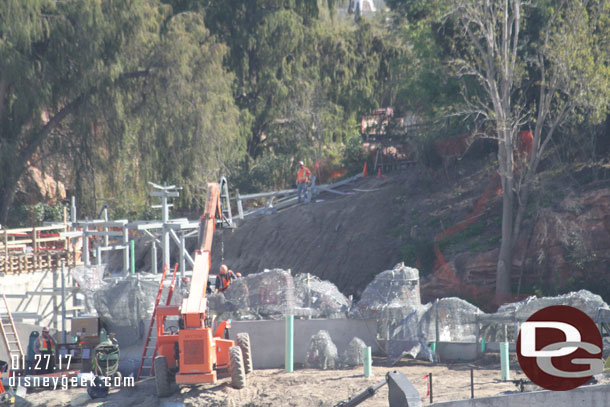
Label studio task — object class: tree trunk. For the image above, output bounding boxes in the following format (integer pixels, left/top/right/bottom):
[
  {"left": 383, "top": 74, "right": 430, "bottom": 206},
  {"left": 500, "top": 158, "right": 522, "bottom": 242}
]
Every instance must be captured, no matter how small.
[
  {"left": 0, "top": 177, "right": 18, "bottom": 226},
  {"left": 0, "top": 73, "right": 7, "bottom": 128},
  {"left": 496, "top": 188, "right": 514, "bottom": 302},
  {"left": 495, "top": 130, "right": 514, "bottom": 304},
  {"left": 247, "top": 125, "right": 264, "bottom": 159}
]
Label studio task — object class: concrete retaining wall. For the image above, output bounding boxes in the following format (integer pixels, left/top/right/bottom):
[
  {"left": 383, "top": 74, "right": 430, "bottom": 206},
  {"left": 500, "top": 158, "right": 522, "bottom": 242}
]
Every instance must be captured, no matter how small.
[
  {"left": 229, "top": 319, "right": 378, "bottom": 369},
  {"left": 1, "top": 271, "right": 54, "bottom": 311},
  {"left": 432, "top": 383, "right": 610, "bottom": 407},
  {"left": 0, "top": 269, "right": 85, "bottom": 333}
]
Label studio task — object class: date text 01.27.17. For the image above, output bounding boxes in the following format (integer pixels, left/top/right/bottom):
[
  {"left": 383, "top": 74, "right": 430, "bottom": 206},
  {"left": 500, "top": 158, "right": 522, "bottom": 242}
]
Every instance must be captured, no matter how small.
[{"left": 11, "top": 354, "right": 72, "bottom": 371}]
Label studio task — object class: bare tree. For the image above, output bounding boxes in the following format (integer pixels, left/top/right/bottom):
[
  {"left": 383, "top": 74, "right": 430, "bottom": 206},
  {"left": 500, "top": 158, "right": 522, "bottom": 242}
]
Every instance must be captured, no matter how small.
[{"left": 450, "top": 0, "right": 609, "bottom": 302}]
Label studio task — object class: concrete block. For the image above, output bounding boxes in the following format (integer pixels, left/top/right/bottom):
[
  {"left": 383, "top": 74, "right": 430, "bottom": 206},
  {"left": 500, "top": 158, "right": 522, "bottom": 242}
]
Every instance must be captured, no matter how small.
[
  {"left": 436, "top": 342, "right": 478, "bottom": 362},
  {"left": 229, "top": 319, "right": 378, "bottom": 369},
  {"left": 430, "top": 383, "right": 610, "bottom": 407}
]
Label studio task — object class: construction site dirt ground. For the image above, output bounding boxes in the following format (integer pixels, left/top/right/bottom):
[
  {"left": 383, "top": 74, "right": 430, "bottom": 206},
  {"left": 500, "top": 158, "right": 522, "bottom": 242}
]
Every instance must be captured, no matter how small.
[{"left": 23, "top": 360, "right": 530, "bottom": 407}]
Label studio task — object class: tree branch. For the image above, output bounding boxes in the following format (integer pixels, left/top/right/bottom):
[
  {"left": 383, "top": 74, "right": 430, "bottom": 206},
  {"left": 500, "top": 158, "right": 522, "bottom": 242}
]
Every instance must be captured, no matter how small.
[{"left": 15, "top": 68, "right": 152, "bottom": 177}]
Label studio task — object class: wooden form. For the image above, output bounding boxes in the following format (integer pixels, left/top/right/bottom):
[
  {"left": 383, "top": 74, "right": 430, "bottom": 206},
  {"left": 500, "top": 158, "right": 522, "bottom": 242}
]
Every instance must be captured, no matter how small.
[
  {"left": 0, "top": 180, "right": 231, "bottom": 278},
  {"left": 0, "top": 225, "right": 78, "bottom": 274}
]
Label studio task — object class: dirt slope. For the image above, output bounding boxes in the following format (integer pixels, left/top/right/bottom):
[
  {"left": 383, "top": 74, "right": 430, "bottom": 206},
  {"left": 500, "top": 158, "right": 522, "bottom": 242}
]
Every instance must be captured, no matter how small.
[{"left": 210, "top": 174, "right": 412, "bottom": 297}]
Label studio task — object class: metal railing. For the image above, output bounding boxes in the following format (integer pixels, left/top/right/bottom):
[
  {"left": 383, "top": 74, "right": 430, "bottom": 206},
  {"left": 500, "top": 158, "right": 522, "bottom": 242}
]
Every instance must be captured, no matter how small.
[{"left": 235, "top": 173, "right": 364, "bottom": 219}]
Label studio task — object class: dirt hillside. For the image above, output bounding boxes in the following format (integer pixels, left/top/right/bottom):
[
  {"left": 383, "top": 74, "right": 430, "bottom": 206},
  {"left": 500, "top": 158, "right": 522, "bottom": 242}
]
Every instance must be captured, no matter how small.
[
  {"left": 210, "top": 174, "right": 412, "bottom": 297},
  {"left": 209, "top": 155, "right": 497, "bottom": 300}
]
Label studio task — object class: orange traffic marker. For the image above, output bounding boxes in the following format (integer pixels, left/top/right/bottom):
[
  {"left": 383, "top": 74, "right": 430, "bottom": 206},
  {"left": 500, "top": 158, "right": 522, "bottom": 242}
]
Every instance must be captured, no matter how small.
[
  {"left": 377, "top": 167, "right": 382, "bottom": 178},
  {"left": 363, "top": 162, "right": 368, "bottom": 177}
]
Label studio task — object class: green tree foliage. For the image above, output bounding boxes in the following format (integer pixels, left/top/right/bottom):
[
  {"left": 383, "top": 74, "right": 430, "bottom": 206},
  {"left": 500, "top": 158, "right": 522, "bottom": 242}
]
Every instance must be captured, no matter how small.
[
  {"left": 386, "top": 0, "right": 462, "bottom": 120},
  {"left": 203, "top": 1, "right": 406, "bottom": 191},
  {"left": 98, "top": 11, "right": 242, "bottom": 213},
  {"left": 386, "top": 0, "right": 609, "bottom": 300},
  {"left": 0, "top": 0, "right": 241, "bottom": 223},
  {"left": 203, "top": 1, "right": 331, "bottom": 159}
]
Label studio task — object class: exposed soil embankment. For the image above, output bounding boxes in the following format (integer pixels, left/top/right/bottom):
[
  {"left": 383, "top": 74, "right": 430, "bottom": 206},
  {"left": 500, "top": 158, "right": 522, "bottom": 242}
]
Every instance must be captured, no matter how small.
[
  {"left": 117, "top": 155, "right": 610, "bottom": 305},
  {"left": 210, "top": 175, "right": 410, "bottom": 297}
]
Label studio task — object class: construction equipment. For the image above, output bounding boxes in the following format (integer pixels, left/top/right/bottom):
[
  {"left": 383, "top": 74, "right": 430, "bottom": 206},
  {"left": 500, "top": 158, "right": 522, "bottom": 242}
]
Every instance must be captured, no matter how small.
[
  {"left": 137, "top": 264, "right": 178, "bottom": 379},
  {"left": 0, "top": 294, "right": 24, "bottom": 371},
  {"left": 334, "top": 371, "right": 421, "bottom": 407},
  {"left": 152, "top": 182, "right": 253, "bottom": 396},
  {"left": 92, "top": 341, "right": 120, "bottom": 378},
  {"left": 87, "top": 337, "right": 121, "bottom": 400}
]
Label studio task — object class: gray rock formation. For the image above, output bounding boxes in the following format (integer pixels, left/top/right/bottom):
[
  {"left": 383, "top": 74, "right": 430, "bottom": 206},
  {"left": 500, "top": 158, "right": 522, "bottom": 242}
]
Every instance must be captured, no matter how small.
[
  {"left": 341, "top": 337, "right": 366, "bottom": 367},
  {"left": 305, "top": 330, "right": 338, "bottom": 370}
]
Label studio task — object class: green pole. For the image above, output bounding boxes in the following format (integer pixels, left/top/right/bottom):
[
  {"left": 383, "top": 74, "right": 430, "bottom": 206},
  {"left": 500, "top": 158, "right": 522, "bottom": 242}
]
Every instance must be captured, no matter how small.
[
  {"left": 285, "top": 315, "right": 294, "bottom": 373},
  {"left": 430, "top": 342, "right": 436, "bottom": 354},
  {"left": 130, "top": 239, "right": 135, "bottom": 274},
  {"left": 500, "top": 342, "right": 510, "bottom": 380},
  {"left": 363, "top": 346, "right": 372, "bottom": 377},
  {"left": 481, "top": 337, "right": 486, "bottom": 353}
]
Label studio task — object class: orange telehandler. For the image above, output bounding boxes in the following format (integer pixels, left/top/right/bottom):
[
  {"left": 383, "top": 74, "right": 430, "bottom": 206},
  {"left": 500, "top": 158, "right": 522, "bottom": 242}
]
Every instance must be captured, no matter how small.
[{"left": 153, "top": 182, "right": 252, "bottom": 396}]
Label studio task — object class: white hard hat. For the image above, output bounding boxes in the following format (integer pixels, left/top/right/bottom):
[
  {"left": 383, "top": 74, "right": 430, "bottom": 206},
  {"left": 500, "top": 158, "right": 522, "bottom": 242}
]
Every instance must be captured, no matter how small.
[{"left": 299, "top": 161, "right": 304, "bottom": 165}]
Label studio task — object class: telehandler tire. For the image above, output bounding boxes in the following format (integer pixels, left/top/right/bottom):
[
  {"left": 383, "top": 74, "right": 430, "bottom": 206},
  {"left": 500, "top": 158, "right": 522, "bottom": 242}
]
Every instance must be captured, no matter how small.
[
  {"left": 236, "top": 333, "right": 253, "bottom": 374},
  {"left": 229, "top": 346, "right": 247, "bottom": 389},
  {"left": 154, "top": 356, "right": 173, "bottom": 397}
]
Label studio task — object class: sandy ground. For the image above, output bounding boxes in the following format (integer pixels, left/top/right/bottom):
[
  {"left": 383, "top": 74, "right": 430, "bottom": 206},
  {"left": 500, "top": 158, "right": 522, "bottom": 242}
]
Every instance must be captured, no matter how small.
[{"left": 21, "top": 360, "right": 531, "bottom": 407}]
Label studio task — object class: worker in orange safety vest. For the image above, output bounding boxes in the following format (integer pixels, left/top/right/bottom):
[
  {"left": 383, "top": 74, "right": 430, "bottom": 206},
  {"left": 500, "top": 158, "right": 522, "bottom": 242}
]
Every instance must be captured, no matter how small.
[
  {"left": 215, "top": 264, "right": 237, "bottom": 293},
  {"left": 296, "top": 161, "right": 312, "bottom": 203},
  {"left": 33, "top": 326, "right": 56, "bottom": 374}
]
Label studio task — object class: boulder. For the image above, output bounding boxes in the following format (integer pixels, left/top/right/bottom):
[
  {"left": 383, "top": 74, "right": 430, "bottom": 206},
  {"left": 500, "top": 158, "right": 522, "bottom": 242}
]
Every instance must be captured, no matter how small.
[
  {"left": 497, "top": 289, "right": 609, "bottom": 321},
  {"left": 214, "top": 269, "right": 296, "bottom": 320},
  {"left": 387, "top": 304, "right": 434, "bottom": 364},
  {"left": 388, "top": 297, "right": 483, "bottom": 364},
  {"left": 212, "top": 270, "right": 350, "bottom": 321},
  {"left": 341, "top": 337, "right": 367, "bottom": 367},
  {"left": 419, "top": 297, "right": 482, "bottom": 342},
  {"left": 354, "top": 263, "right": 421, "bottom": 314},
  {"left": 351, "top": 263, "right": 421, "bottom": 338},
  {"left": 293, "top": 273, "right": 350, "bottom": 318},
  {"left": 92, "top": 276, "right": 157, "bottom": 347},
  {"left": 305, "top": 330, "right": 338, "bottom": 370}
]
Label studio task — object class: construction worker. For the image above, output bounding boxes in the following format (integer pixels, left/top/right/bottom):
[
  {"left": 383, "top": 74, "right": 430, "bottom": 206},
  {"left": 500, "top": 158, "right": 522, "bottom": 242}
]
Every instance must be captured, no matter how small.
[
  {"left": 33, "top": 327, "right": 55, "bottom": 374},
  {"left": 215, "top": 264, "right": 237, "bottom": 293},
  {"left": 296, "top": 161, "right": 312, "bottom": 203}
]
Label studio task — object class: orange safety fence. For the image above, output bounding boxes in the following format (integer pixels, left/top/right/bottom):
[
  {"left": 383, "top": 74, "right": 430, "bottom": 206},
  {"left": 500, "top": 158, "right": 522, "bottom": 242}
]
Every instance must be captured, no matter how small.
[
  {"left": 313, "top": 158, "right": 349, "bottom": 184},
  {"left": 430, "top": 130, "right": 533, "bottom": 300}
]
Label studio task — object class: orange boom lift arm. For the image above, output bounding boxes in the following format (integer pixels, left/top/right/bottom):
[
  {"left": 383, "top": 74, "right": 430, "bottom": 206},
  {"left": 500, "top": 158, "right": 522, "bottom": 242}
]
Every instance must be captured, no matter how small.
[{"left": 152, "top": 182, "right": 250, "bottom": 394}]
